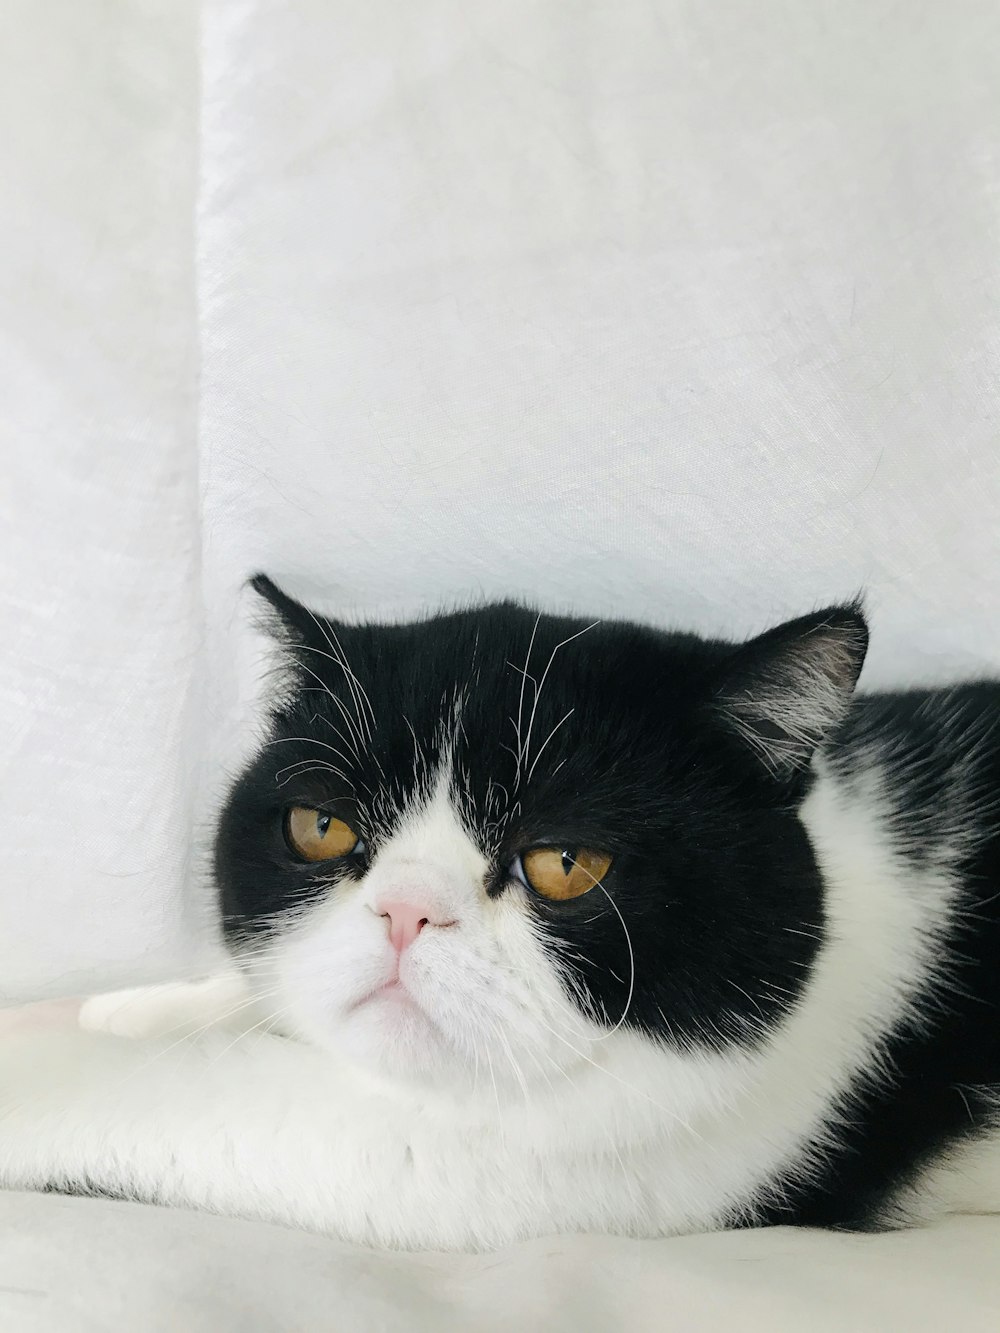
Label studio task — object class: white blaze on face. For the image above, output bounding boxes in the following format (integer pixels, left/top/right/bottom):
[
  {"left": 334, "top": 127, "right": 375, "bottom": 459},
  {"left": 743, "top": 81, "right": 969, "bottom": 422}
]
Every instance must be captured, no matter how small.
[{"left": 259, "top": 762, "right": 596, "bottom": 1088}]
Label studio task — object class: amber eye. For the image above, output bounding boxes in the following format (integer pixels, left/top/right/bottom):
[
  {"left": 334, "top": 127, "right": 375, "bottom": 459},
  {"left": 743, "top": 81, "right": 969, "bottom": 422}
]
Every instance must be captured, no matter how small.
[
  {"left": 514, "top": 847, "right": 613, "bottom": 901},
  {"left": 284, "top": 807, "right": 361, "bottom": 862}
]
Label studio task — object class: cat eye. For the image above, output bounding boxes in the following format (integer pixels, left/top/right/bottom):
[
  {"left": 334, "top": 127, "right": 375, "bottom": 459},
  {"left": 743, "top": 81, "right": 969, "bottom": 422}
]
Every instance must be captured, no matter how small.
[
  {"left": 512, "top": 847, "right": 613, "bottom": 901},
  {"left": 284, "top": 807, "right": 364, "bottom": 863}
]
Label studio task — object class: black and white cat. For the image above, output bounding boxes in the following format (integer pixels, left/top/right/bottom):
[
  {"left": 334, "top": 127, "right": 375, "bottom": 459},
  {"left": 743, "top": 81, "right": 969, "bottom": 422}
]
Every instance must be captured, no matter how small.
[{"left": 1, "top": 576, "right": 999, "bottom": 1250}]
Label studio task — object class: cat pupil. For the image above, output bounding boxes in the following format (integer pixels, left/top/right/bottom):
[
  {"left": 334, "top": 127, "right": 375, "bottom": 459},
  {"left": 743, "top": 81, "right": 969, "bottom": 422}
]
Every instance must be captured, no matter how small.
[
  {"left": 561, "top": 849, "right": 575, "bottom": 875},
  {"left": 316, "top": 813, "right": 331, "bottom": 837}
]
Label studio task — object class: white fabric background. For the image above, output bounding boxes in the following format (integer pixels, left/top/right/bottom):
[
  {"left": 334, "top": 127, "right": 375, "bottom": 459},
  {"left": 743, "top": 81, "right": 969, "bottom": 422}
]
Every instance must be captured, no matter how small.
[{"left": 3, "top": 0, "right": 1000, "bottom": 998}]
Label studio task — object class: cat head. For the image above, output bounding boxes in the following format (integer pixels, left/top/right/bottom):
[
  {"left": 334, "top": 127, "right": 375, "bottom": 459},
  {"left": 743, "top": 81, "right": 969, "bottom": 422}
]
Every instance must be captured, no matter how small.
[{"left": 215, "top": 577, "right": 867, "bottom": 1091}]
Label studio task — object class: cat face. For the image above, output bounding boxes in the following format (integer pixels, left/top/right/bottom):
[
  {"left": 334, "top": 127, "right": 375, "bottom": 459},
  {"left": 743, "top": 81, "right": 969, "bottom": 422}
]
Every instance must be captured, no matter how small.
[{"left": 215, "top": 578, "right": 867, "bottom": 1089}]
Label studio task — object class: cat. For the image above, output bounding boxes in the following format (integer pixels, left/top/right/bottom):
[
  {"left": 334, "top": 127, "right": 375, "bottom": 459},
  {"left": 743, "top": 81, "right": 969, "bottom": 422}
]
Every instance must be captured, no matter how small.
[{"left": 1, "top": 575, "right": 998, "bottom": 1251}]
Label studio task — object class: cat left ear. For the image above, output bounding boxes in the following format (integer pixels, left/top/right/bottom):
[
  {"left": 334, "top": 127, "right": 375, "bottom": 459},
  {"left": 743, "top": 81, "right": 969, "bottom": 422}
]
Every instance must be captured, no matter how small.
[{"left": 711, "top": 604, "right": 869, "bottom": 775}]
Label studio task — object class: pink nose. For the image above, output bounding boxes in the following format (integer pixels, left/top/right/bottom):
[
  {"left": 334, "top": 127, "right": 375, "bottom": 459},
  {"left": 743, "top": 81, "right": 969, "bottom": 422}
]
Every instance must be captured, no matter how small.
[{"left": 379, "top": 900, "right": 455, "bottom": 954}]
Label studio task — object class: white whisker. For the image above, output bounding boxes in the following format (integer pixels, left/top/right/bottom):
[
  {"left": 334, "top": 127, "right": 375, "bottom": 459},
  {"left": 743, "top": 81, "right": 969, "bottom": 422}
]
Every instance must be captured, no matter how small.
[
  {"left": 513, "top": 615, "right": 541, "bottom": 787},
  {"left": 201, "top": 1001, "right": 300, "bottom": 1069},
  {"left": 520, "top": 622, "right": 600, "bottom": 777},
  {"left": 590, "top": 881, "right": 636, "bottom": 1040},
  {"left": 292, "top": 663, "right": 364, "bottom": 760},
  {"left": 303, "top": 614, "right": 376, "bottom": 746},
  {"left": 526, "top": 708, "right": 575, "bottom": 784}
]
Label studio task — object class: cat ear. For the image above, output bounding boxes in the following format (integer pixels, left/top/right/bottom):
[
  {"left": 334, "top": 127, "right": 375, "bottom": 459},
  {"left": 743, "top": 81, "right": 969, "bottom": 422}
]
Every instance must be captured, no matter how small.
[
  {"left": 711, "top": 604, "right": 869, "bottom": 775},
  {"left": 249, "top": 574, "right": 319, "bottom": 645}
]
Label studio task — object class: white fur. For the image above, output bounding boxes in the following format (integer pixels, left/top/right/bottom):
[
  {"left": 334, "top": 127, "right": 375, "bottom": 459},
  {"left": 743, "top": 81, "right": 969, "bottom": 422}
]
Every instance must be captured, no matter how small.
[{"left": 1, "top": 755, "right": 996, "bottom": 1249}]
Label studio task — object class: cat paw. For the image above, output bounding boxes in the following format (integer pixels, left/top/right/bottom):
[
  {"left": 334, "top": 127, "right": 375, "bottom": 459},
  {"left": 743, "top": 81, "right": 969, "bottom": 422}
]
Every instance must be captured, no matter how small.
[
  {"left": 79, "top": 975, "right": 256, "bottom": 1040},
  {"left": 79, "top": 986, "right": 184, "bottom": 1038}
]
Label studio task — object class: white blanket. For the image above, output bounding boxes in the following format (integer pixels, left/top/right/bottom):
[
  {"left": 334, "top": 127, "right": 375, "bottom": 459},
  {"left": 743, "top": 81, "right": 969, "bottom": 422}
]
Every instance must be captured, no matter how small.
[{"left": 1, "top": 1192, "right": 998, "bottom": 1332}]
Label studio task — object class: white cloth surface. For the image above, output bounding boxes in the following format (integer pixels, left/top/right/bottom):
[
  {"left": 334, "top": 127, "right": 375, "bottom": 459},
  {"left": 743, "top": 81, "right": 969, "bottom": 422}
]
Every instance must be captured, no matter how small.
[{"left": 1, "top": 1191, "right": 998, "bottom": 1333}]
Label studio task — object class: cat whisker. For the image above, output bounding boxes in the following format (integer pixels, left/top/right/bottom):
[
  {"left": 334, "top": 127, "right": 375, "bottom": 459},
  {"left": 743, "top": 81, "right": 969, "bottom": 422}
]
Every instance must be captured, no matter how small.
[
  {"left": 484, "top": 1045, "right": 505, "bottom": 1147},
  {"left": 493, "top": 1025, "right": 532, "bottom": 1108},
  {"left": 274, "top": 761, "right": 354, "bottom": 790},
  {"left": 526, "top": 708, "right": 574, "bottom": 785},
  {"left": 724, "top": 981, "right": 769, "bottom": 1028},
  {"left": 112, "top": 986, "right": 289, "bottom": 1049},
  {"left": 314, "top": 713, "right": 374, "bottom": 769},
  {"left": 516, "top": 1037, "right": 562, "bottom": 1097},
  {"left": 498, "top": 742, "right": 521, "bottom": 769},
  {"left": 520, "top": 622, "right": 600, "bottom": 777},
  {"left": 513, "top": 615, "right": 541, "bottom": 788},
  {"left": 265, "top": 735, "right": 372, "bottom": 798},
  {"left": 470, "top": 1029, "right": 482, "bottom": 1099},
  {"left": 290, "top": 663, "right": 364, "bottom": 760},
  {"left": 402, "top": 715, "right": 423, "bottom": 770},
  {"left": 266, "top": 736, "right": 355, "bottom": 765},
  {"left": 299, "top": 638, "right": 369, "bottom": 743},
  {"left": 327, "top": 692, "right": 375, "bottom": 769},
  {"left": 529, "top": 1013, "right": 700, "bottom": 1137},
  {"left": 129, "top": 987, "right": 288, "bottom": 1061},
  {"left": 298, "top": 633, "right": 369, "bottom": 755},
  {"left": 304, "top": 612, "right": 376, "bottom": 745},
  {"left": 201, "top": 1001, "right": 300, "bottom": 1070},
  {"left": 555, "top": 858, "right": 636, "bottom": 1042}
]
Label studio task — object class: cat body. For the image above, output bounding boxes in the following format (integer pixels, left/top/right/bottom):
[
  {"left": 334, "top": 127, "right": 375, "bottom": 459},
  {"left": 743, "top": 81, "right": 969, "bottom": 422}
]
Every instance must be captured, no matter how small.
[{"left": 1, "top": 580, "right": 999, "bottom": 1249}]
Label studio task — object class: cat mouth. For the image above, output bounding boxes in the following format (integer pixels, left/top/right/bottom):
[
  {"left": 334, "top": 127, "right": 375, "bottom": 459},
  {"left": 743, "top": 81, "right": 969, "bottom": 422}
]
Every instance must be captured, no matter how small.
[
  {"left": 347, "top": 978, "right": 421, "bottom": 1015},
  {"left": 346, "top": 977, "right": 450, "bottom": 1048}
]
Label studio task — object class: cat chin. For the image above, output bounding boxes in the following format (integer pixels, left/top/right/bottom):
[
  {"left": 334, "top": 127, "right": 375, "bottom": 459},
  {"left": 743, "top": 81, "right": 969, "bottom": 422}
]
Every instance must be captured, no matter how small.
[{"left": 289, "top": 987, "right": 478, "bottom": 1088}]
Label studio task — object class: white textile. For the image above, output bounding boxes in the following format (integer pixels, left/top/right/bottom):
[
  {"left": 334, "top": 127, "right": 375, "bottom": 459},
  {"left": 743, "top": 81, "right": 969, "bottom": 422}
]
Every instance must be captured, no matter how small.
[{"left": 1, "top": 1192, "right": 998, "bottom": 1332}]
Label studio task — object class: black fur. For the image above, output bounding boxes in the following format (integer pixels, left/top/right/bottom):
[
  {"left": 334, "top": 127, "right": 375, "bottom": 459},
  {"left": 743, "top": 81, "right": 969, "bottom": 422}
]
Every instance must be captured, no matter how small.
[{"left": 216, "top": 577, "right": 1000, "bottom": 1231}]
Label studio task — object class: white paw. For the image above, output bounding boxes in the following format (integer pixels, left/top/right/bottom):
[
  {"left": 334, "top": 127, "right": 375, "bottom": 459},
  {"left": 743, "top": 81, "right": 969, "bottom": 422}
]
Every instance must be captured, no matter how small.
[
  {"left": 79, "top": 985, "right": 189, "bottom": 1038},
  {"left": 79, "top": 975, "right": 253, "bottom": 1040}
]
